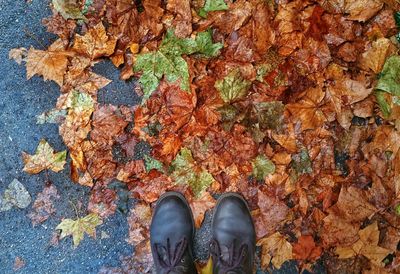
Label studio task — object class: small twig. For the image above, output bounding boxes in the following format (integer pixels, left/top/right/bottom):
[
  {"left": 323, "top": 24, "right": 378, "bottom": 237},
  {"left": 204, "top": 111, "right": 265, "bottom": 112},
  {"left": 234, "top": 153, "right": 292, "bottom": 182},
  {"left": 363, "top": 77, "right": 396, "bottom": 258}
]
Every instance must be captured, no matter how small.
[{"left": 69, "top": 200, "right": 80, "bottom": 219}]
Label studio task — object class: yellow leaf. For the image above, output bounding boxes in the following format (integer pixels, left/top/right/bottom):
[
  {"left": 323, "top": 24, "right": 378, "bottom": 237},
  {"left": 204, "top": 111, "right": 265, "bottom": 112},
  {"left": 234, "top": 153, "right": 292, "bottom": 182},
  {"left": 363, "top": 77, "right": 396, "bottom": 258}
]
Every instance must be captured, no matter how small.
[
  {"left": 73, "top": 23, "right": 117, "bottom": 59},
  {"left": 22, "top": 140, "right": 67, "bottom": 174},
  {"left": 258, "top": 232, "right": 293, "bottom": 269},
  {"left": 56, "top": 213, "right": 103, "bottom": 247},
  {"left": 196, "top": 257, "right": 213, "bottom": 274}
]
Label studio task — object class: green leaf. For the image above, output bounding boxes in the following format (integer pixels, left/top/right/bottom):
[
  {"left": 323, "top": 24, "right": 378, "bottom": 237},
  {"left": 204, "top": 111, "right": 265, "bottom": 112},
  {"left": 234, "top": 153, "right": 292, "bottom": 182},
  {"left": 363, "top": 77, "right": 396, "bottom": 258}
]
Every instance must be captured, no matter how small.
[
  {"left": 291, "top": 149, "right": 313, "bottom": 176},
  {"left": 56, "top": 213, "right": 102, "bottom": 247},
  {"left": 215, "top": 68, "right": 252, "bottom": 103},
  {"left": 395, "top": 204, "right": 400, "bottom": 216},
  {"left": 134, "top": 30, "right": 223, "bottom": 101},
  {"left": 144, "top": 155, "right": 164, "bottom": 173},
  {"left": 376, "top": 56, "right": 400, "bottom": 96},
  {"left": 52, "top": 0, "right": 86, "bottom": 20},
  {"left": 171, "top": 148, "right": 215, "bottom": 197},
  {"left": 252, "top": 155, "right": 275, "bottom": 181},
  {"left": 199, "top": 0, "right": 228, "bottom": 18},
  {"left": 375, "top": 90, "right": 391, "bottom": 118}
]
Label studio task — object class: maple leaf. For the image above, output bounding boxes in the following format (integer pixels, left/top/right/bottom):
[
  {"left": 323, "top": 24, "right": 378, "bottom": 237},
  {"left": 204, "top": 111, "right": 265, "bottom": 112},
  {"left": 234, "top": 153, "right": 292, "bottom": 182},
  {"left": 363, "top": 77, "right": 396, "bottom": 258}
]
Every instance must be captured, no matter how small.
[
  {"left": 292, "top": 235, "right": 322, "bottom": 261},
  {"left": 56, "top": 213, "right": 103, "bottom": 247},
  {"left": 335, "top": 222, "right": 391, "bottom": 267},
  {"left": 258, "top": 232, "right": 293, "bottom": 269},
  {"left": 134, "top": 29, "right": 223, "bottom": 100},
  {"left": 11, "top": 39, "right": 73, "bottom": 86},
  {"left": 252, "top": 155, "right": 275, "bottom": 181},
  {"left": 198, "top": 0, "right": 228, "bottom": 17},
  {"left": 215, "top": 68, "right": 252, "bottom": 103},
  {"left": 22, "top": 140, "right": 67, "bottom": 174},
  {"left": 171, "top": 147, "right": 215, "bottom": 197},
  {"left": 72, "top": 23, "right": 117, "bottom": 59},
  {"left": 286, "top": 87, "right": 327, "bottom": 131},
  {"left": 27, "top": 183, "right": 60, "bottom": 226}
]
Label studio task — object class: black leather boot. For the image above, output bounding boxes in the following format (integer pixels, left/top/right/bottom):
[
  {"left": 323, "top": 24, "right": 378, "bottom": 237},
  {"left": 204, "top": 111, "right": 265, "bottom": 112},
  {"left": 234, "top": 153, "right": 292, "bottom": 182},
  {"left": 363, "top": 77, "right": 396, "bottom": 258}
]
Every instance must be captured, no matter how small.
[
  {"left": 150, "top": 192, "right": 197, "bottom": 274},
  {"left": 210, "top": 193, "right": 256, "bottom": 274}
]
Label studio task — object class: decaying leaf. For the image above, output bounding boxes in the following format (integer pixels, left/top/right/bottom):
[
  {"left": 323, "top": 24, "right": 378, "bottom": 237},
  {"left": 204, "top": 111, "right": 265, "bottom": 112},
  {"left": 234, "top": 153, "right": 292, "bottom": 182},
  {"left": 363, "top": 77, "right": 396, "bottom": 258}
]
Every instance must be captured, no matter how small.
[
  {"left": 252, "top": 155, "right": 275, "bottom": 181},
  {"left": 56, "top": 213, "right": 103, "bottom": 247},
  {"left": 22, "top": 139, "right": 67, "bottom": 174},
  {"left": 0, "top": 179, "right": 31, "bottom": 212},
  {"left": 27, "top": 183, "right": 60, "bottom": 226}
]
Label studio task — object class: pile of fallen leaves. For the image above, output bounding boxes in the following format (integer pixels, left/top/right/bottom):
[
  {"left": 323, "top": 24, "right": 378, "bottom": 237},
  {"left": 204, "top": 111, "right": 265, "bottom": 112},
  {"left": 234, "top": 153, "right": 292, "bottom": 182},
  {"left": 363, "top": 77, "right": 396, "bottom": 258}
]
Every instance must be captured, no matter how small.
[{"left": 9, "top": 0, "right": 400, "bottom": 272}]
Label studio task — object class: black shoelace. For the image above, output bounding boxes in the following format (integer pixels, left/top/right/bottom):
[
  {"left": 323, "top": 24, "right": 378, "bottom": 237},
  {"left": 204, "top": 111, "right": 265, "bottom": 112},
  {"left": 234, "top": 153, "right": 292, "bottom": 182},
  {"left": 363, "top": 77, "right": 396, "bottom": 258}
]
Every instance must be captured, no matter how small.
[
  {"left": 153, "top": 237, "right": 188, "bottom": 274},
  {"left": 210, "top": 239, "right": 248, "bottom": 274}
]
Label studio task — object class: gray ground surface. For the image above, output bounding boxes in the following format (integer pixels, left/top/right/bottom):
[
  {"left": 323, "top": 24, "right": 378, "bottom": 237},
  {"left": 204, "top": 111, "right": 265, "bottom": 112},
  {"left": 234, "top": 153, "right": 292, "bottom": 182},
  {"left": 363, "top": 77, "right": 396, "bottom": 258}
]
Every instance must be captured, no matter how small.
[{"left": 0, "top": 1, "right": 306, "bottom": 273}]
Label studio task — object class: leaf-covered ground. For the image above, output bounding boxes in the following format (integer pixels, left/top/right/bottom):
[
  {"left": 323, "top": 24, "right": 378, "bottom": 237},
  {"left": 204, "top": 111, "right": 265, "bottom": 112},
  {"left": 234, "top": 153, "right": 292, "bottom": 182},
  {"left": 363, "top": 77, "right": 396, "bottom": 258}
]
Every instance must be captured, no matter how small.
[{"left": 6, "top": 0, "right": 400, "bottom": 273}]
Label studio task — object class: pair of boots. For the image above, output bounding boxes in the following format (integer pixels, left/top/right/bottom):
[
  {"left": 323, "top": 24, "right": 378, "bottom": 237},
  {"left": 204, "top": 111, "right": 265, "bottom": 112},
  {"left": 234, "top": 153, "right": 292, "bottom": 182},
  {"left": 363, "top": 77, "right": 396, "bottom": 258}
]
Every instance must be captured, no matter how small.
[{"left": 150, "top": 192, "right": 256, "bottom": 274}]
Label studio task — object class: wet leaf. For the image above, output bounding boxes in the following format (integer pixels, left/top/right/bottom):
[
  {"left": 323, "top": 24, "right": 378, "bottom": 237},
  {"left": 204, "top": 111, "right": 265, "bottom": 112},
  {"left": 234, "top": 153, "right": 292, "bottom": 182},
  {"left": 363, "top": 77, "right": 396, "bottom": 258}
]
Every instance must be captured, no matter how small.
[
  {"left": 258, "top": 232, "right": 293, "bottom": 269},
  {"left": 171, "top": 147, "right": 215, "bottom": 197},
  {"left": 0, "top": 179, "right": 31, "bottom": 212},
  {"left": 22, "top": 140, "right": 67, "bottom": 174},
  {"left": 134, "top": 30, "right": 223, "bottom": 100},
  {"left": 215, "top": 68, "right": 252, "bottom": 103},
  {"left": 27, "top": 183, "right": 60, "bottom": 226},
  {"left": 56, "top": 213, "right": 103, "bottom": 247},
  {"left": 252, "top": 155, "right": 275, "bottom": 181},
  {"left": 144, "top": 155, "right": 164, "bottom": 173},
  {"left": 199, "top": 0, "right": 228, "bottom": 17},
  {"left": 52, "top": 0, "right": 85, "bottom": 20},
  {"left": 335, "top": 222, "right": 391, "bottom": 267}
]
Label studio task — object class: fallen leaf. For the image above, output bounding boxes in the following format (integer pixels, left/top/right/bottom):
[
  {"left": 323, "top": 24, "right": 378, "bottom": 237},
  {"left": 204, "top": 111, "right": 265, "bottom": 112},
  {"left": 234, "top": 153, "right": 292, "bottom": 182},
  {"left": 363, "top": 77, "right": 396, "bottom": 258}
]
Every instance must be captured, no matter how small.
[
  {"left": 252, "top": 155, "right": 275, "bottom": 181},
  {"left": 215, "top": 68, "right": 252, "bottom": 103},
  {"left": 13, "top": 256, "right": 25, "bottom": 271},
  {"left": 171, "top": 147, "right": 216, "bottom": 197},
  {"left": 73, "top": 23, "right": 117, "bottom": 59},
  {"left": 189, "top": 191, "right": 216, "bottom": 228},
  {"left": 335, "top": 222, "right": 391, "bottom": 267},
  {"left": 258, "top": 232, "right": 293, "bottom": 269},
  {"left": 0, "top": 179, "right": 31, "bottom": 212},
  {"left": 56, "top": 213, "right": 103, "bottom": 247},
  {"left": 22, "top": 139, "right": 67, "bottom": 174},
  {"left": 292, "top": 235, "right": 322, "bottom": 261},
  {"left": 27, "top": 183, "right": 60, "bottom": 226}
]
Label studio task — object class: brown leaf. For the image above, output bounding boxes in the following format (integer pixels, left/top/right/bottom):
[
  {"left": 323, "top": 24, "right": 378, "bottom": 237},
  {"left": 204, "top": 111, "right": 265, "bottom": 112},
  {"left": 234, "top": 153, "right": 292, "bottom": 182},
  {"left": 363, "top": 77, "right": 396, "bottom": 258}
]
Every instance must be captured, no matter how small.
[
  {"left": 27, "top": 183, "right": 60, "bottom": 226},
  {"left": 88, "top": 181, "right": 117, "bottom": 219},
  {"left": 73, "top": 23, "right": 117, "bottom": 59},
  {"left": 345, "top": 0, "right": 383, "bottom": 22},
  {"left": 335, "top": 222, "right": 391, "bottom": 267},
  {"left": 13, "top": 256, "right": 25, "bottom": 271},
  {"left": 255, "top": 190, "right": 289, "bottom": 239},
  {"left": 26, "top": 39, "right": 73, "bottom": 86},
  {"left": 166, "top": 0, "right": 192, "bottom": 38},
  {"left": 292, "top": 235, "right": 322, "bottom": 261},
  {"left": 189, "top": 191, "right": 216, "bottom": 228},
  {"left": 258, "top": 232, "right": 293, "bottom": 269}
]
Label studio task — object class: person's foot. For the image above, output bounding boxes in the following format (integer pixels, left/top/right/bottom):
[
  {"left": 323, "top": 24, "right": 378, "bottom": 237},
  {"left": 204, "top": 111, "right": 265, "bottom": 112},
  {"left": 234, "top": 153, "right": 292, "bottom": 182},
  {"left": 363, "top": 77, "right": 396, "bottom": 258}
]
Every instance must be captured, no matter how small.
[
  {"left": 210, "top": 193, "right": 256, "bottom": 274},
  {"left": 150, "top": 192, "right": 197, "bottom": 274}
]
